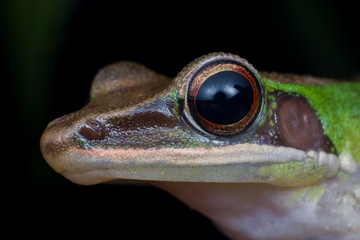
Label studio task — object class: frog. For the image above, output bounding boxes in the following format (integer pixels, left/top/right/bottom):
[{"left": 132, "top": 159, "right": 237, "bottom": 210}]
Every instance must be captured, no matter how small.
[{"left": 40, "top": 52, "right": 360, "bottom": 240}]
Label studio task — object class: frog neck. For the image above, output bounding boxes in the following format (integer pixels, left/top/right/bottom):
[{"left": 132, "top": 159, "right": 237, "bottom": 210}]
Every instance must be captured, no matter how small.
[
  {"left": 152, "top": 182, "right": 288, "bottom": 239},
  {"left": 151, "top": 177, "right": 360, "bottom": 240}
]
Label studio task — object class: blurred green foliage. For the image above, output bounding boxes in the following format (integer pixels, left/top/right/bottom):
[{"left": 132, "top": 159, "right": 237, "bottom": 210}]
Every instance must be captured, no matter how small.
[{"left": 1, "top": 0, "right": 76, "bottom": 187}]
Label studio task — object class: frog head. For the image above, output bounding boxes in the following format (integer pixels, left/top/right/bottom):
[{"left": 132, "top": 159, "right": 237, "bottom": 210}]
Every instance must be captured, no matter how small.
[{"left": 40, "top": 52, "right": 360, "bottom": 185}]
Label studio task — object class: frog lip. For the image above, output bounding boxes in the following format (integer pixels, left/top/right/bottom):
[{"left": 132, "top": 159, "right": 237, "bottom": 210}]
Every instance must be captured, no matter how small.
[{"left": 47, "top": 144, "right": 342, "bottom": 186}]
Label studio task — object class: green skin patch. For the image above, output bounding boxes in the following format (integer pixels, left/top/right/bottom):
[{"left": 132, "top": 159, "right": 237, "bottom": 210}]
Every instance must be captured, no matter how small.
[
  {"left": 258, "top": 157, "right": 328, "bottom": 186},
  {"left": 263, "top": 78, "right": 360, "bottom": 164}
]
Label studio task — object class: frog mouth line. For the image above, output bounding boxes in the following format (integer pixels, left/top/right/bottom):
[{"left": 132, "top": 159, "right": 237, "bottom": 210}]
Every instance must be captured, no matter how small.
[{"left": 49, "top": 144, "right": 347, "bottom": 186}]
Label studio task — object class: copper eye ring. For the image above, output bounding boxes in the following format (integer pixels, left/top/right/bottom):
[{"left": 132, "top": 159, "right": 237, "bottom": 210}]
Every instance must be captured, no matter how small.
[{"left": 187, "top": 60, "right": 262, "bottom": 136}]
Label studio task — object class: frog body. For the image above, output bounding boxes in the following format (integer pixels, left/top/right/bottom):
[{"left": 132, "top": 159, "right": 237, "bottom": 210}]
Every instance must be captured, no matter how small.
[{"left": 41, "top": 53, "right": 360, "bottom": 239}]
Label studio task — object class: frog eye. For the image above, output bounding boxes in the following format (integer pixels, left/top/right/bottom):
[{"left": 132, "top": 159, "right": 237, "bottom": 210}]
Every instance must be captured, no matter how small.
[{"left": 186, "top": 56, "right": 262, "bottom": 136}]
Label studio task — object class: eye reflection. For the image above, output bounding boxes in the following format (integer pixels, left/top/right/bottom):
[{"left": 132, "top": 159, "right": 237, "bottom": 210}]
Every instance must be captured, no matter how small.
[{"left": 195, "top": 71, "right": 253, "bottom": 125}]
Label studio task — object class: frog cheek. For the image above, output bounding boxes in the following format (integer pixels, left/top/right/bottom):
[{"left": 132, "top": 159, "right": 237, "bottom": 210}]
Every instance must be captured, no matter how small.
[{"left": 276, "top": 95, "right": 333, "bottom": 152}]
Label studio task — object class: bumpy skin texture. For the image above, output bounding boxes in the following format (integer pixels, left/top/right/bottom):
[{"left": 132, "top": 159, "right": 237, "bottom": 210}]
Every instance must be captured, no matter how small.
[{"left": 41, "top": 53, "right": 360, "bottom": 240}]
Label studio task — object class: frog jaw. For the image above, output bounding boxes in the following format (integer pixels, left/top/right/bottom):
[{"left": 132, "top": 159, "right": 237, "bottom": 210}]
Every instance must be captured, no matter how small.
[{"left": 40, "top": 139, "right": 340, "bottom": 186}]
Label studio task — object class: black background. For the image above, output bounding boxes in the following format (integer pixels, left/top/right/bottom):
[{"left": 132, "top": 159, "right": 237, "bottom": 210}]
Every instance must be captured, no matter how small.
[{"left": 3, "top": 0, "right": 359, "bottom": 239}]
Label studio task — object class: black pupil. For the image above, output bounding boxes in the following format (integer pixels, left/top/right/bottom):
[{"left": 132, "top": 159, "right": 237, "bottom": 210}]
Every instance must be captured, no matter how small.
[{"left": 195, "top": 71, "right": 253, "bottom": 125}]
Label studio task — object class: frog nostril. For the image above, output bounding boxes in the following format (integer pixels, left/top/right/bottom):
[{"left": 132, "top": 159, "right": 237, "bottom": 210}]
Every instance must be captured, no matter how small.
[{"left": 79, "top": 119, "right": 107, "bottom": 140}]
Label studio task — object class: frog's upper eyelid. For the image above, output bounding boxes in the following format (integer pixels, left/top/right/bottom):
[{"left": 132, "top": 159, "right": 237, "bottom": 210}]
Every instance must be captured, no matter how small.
[{"left": 174, "top": 52, "right": 260, "bottom": 95}]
